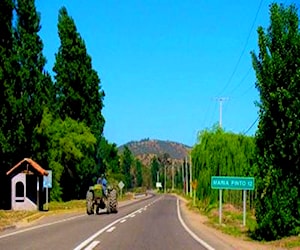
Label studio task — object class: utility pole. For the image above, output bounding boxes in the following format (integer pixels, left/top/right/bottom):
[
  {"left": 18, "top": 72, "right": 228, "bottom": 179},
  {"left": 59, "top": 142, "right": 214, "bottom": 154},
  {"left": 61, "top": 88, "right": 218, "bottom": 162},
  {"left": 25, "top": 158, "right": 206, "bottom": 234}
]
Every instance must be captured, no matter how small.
[
  {"left": 181, "top": 162, "right": 184, "bottom": 193},
  {"left": 172, "top": 162, "right": 174, "bottom": 190},
  {"left": 164, "top": 165, "right": 166, "bottom": 193},
  {"left": 189, "top": 155, "right": 192, "bottom": 198},
  {"left": 185, "top": 156, "right": 188, "bottom": 195},
  {"left": 215, "top": 97, "right": 228, "bottom": 128}
]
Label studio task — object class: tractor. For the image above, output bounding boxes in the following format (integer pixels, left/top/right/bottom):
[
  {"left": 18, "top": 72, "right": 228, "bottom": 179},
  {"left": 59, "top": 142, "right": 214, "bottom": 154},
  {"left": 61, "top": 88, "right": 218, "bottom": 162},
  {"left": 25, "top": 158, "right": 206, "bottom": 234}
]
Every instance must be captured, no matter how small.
[{"left": 86, "top": 183, "right": 118, "bottom": 215}]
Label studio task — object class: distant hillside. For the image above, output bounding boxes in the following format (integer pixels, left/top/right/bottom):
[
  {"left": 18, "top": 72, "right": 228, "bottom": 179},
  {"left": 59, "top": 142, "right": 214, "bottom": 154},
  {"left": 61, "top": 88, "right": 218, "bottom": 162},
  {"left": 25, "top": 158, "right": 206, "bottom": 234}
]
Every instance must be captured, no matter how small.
[{"left": 118, "top": 139, "right": 192, "bottom": 166}]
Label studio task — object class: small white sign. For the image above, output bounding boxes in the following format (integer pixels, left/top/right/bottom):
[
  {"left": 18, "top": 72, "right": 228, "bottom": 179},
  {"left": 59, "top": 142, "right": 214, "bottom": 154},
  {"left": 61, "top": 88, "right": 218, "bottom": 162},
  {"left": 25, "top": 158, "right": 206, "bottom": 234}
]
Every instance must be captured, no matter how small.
[
  {"left": 156, "top": 182, "right": 162, "bottom": 188},
  {"left": 118, "top": 181, "right": 125, "bottom": 190}
]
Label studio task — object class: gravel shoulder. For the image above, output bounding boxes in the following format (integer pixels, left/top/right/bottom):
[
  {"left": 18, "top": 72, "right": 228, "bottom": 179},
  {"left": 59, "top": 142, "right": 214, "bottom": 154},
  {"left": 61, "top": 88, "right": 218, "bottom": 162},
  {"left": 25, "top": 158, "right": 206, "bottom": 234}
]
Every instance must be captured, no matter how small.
[{"left": 178, "top": 195, "right": 296, "bottom": 250}]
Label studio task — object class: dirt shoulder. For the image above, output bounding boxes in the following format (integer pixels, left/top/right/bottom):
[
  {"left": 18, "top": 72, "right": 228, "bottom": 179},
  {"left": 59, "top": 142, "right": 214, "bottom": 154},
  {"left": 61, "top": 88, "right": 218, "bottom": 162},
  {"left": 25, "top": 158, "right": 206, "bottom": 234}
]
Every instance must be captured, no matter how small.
[{"left": 178, "top": 196, "right": 298, "bottom": 250}]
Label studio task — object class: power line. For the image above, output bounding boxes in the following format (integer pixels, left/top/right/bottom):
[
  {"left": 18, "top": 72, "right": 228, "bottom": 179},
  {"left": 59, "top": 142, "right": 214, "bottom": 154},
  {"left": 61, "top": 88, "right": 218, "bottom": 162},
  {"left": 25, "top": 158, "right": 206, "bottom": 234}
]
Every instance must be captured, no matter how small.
[
  {"left": 228, "top": 67, "right": 252, "bottom": 96},
  {"left": 218, "top": 0, "right": 264, "bottom": 96},
  {"left": 243, "top": 117, "right": 259, "bottom": 135}
]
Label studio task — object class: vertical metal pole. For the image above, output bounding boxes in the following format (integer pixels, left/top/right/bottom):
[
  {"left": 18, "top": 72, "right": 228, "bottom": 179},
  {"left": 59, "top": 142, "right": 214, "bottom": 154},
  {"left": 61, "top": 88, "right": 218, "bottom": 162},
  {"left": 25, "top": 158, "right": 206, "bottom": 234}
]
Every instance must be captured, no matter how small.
[
  {"left": 185, "top": 157, "right": 188, "bottom": 195},
  {"left": 219, "top": 189, "right": 222, "bottom": 224},
  {"left": 36, "top": 177, "right": 39, "bottom": 211},
  {"left": 46, "top": 186, "right": 48, "bottom": 211},
  {"left": 164, "top": 165, "right": 166, "bottom": 193},
  {"left": 243, "top": 190, "right": 246, "bottom": 226},
  {"left": 189, "top": 156, "right": 192, "bottom": 197},
  {"left": 157, "top": 171, "right": 159, "bottom": 183},
  {"left": 181, "top": 163, "right": 184, "bottom": 193},
  {"left": 219, "top": 98, "right": 223, "bottom": 128},
  {"left": 172, "top": 163, "right": 174, "bottom": 190}
]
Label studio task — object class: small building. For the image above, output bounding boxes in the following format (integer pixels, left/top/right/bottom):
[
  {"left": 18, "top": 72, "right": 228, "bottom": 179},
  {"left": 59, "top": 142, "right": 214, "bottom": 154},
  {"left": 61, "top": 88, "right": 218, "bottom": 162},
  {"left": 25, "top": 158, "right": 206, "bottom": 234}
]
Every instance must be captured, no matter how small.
[{"left": 6, "top": 158, "right": 48, "bottom": 211}]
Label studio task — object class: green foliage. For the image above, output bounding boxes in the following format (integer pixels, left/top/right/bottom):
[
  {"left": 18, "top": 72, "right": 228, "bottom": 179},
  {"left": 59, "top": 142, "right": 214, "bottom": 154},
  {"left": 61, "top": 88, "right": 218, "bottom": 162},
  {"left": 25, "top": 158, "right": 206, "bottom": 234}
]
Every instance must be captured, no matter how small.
[
  {"left": 150, "top": 157, "right": 160, "bottom": 187},
  {"left": 36, "top": 110, "right": 96, "bottom": 201},
  {"left": 192, "top": 125, "right": 255, "bottom": 205},
  {"left": 120, "top": 146, "right": 133, "bottom": 189},
  {"left": 52, "top": 6, "right": 107, "bottom": 200},
  {"left": 53, "top": 6, "right": 105, "bottom": 137},
  {"left": 135, "top": 160, "right": 143, "bottom": 187},
  {"left": 14, "top": 0, "right": 53, "bottom": 160},
  {"left": 0, "top": 0, "right": 15, "bottom": 164},
  {"left": 251, "top": 3, "right": 300, "bottom": 240},
  {"left": 0, "top": 2, "right": 120, "bottom": 206}
]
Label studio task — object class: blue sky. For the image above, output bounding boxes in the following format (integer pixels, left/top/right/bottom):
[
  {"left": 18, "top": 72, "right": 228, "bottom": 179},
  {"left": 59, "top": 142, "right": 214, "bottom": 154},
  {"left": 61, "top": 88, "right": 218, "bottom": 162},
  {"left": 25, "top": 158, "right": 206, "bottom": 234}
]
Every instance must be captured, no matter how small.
[{"left": 36, "top": 0, "right": 295, "bottom": 146}]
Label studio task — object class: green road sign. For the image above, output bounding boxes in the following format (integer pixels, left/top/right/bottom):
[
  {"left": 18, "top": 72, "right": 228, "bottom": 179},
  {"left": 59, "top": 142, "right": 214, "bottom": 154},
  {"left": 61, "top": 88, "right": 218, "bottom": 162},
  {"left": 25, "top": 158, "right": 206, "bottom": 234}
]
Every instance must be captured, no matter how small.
[{"left": 211, "top": 176, "right": 255, "bottom": 190}]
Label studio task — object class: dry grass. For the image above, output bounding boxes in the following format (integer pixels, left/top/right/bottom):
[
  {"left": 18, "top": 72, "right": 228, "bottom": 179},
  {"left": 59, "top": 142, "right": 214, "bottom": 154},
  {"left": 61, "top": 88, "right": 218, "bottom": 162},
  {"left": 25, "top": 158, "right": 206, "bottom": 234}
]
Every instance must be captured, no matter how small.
[{"left": 0, "top": 200, "right": 87, "bottom": 230}]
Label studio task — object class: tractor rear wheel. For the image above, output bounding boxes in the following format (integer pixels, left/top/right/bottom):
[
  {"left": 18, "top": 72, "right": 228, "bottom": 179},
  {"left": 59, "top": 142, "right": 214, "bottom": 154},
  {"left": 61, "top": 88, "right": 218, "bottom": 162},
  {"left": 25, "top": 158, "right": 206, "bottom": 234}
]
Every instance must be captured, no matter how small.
[
  {"left": 108, "top": 189, "right": 118, "bottom": 213},
  {"left": 86, "top": 190, "right": 94, "bottom": 215}
]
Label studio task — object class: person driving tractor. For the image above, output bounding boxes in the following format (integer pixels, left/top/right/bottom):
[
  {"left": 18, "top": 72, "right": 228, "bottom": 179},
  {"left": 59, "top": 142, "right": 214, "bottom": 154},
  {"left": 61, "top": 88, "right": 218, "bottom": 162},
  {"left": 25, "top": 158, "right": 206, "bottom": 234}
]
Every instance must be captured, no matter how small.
[{"left": 97, "top": 173, "right": 107, "bottom": 196}]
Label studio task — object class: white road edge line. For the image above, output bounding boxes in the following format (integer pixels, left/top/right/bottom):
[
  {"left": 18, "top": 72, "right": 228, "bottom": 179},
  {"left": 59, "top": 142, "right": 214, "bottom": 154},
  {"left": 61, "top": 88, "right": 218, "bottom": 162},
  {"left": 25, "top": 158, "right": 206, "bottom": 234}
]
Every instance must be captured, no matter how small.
[
  {"left": 177, "top": 199, "right": 215, "bottom": 250},
  {"left": 74, "top": 198, "right": 160, "bottom": 250},
  {"left": 0, "top": 214, "right": 86, "bottom": 239},
  {"left": 120, "top": 219, "right": 126, "bottom": 223},
  {"left": 84, "top": 240, "right": 100, "bottom": 250}
]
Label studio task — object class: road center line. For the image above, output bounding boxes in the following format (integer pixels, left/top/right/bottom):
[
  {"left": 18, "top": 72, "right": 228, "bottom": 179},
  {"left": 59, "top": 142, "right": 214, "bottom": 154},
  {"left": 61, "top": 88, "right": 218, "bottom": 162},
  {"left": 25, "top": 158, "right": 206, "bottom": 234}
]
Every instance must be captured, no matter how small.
[
  {"left": 84, "top": 240, "right": 100, "bottom": 250},
  {"left": 74, "top": 198, "right": 160, "bottom": 250},
  {"left": 177, "top": 199, "right": 215, "bottom": 250},
  {"left": 106, "top": 226, "right": 115, "bottom": 233}
]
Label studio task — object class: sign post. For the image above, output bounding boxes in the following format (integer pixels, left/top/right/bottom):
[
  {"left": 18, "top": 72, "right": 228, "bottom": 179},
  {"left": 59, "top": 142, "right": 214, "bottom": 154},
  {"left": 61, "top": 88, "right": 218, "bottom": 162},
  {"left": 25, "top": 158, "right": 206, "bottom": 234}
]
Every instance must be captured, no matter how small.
[
  {"left": 211, "top": 176, "right": 255, "bottom": 226},
  {"left": 118, "top": 181, "right": 125, "bottom": 198},
  {"left": 43, "top": 170, "right": 52, "bottom": 211}
]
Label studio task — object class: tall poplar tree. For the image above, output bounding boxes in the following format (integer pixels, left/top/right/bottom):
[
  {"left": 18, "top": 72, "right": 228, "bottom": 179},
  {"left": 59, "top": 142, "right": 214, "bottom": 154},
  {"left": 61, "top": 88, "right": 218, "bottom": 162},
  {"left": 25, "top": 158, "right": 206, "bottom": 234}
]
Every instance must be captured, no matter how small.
[
  {"left": 53, "top": 7, "right": 105, "bottom": 136},
  {"left": 0, "top": 0, "right": 15, "bottom": 165},
  {"left": 251, "top": 3, "right": 300, "bottom": 240},
  {"left": 14, "top": 0, "right": 53, "bottom": 160},
  {"left": 53, "top": 7, "right": 105, "bottom": 196},
  {"left": 0, "top": 0, "right": 16, "bottom": 209}
]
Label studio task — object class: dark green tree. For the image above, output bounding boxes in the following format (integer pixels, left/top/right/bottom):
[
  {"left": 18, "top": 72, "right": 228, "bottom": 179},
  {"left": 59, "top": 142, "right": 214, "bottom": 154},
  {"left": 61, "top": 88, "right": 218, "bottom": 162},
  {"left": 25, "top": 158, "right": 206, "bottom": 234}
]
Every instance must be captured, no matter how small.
[
  {"left": 0, "top": 0, "right": 14, "bottom": 163},
  {"left": 120, "top": 146, "right": 133, "bottom": 189},
  {"left": 135, "top": 159, "right": 143, "bottom": 187},
  {"left": 0, "top": 0, "right": 16, "bottom": 209},
  {"left": 53, "top": 7, "right": 105, "bottom": 193},
  {"left": 150, "top": 157, "right": 160, "bottom": 188},
  {"left": 14, "top": 0, "right": 54, "bottom": 160},
  {"left": 53, "top": 6, "right": 105, "bottom": 136},
  {"left": 100, "top": 140, "right": 122, "bottom": 182},
  {"left": 251, "top": 3, "right": 300, "bottom": 240}
]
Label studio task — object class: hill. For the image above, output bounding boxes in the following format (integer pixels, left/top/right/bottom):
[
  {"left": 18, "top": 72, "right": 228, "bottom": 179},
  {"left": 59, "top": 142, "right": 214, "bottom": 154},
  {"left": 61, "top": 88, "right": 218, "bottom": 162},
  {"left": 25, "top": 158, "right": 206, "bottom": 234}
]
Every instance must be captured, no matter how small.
[{"left": 118, "top": 139, "right": 192, "bottom": 166}]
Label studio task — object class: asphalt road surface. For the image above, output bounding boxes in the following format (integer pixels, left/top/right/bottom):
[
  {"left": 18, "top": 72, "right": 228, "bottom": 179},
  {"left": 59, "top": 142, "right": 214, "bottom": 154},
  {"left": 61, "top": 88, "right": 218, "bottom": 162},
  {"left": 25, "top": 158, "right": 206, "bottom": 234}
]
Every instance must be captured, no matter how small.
[{"left": 0, "top": 194, "right": 218, "bottom": 250}]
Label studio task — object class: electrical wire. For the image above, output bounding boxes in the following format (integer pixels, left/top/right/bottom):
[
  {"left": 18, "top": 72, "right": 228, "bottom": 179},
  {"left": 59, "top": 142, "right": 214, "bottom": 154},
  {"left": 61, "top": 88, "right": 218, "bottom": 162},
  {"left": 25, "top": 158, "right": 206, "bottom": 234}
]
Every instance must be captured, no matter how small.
[
  {"left": 217, "top": 0, "right": 264, "bottom": 96},
  {"left": 243, "top": 116, "right": 259, "bottom": 135}
]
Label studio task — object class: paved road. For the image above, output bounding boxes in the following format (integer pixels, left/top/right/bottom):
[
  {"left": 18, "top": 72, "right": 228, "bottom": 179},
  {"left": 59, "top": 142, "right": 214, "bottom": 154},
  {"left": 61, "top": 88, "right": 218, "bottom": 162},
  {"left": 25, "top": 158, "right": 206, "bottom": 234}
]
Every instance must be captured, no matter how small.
[{"left": 0, "top": 194, "right": 229, "bottom": 250}]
